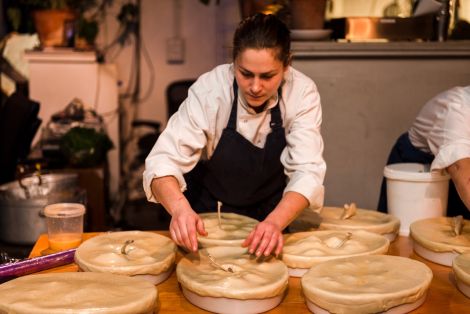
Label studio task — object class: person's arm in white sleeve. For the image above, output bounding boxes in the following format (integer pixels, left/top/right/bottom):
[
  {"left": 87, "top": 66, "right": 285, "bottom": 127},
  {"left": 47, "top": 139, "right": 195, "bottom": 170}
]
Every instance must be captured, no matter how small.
[
  {"left": 447, "top": 158, "right": 470, "bottom": 213},
  {"left": 143, "top": 84, "right": 211, "bottom": 251},
  {"left": 282, "top": 77, "right": 326, "bottom": 210}
]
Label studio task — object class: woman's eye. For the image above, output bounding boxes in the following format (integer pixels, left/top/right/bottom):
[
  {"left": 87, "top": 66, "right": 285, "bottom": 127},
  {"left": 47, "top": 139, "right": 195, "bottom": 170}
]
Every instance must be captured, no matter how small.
[{"left": 241, "top": 71, "right": 253, "bottom": 78}]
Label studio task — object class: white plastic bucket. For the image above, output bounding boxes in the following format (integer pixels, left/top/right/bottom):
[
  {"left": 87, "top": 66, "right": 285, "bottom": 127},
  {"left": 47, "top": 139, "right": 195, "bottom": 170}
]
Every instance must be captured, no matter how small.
[{"left": 384, "top": 163, "right": 450, "bottom": 236}]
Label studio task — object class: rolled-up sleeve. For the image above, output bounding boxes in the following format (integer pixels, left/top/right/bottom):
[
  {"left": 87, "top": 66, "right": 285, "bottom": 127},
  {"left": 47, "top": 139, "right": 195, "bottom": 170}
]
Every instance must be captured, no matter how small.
[
  {"left": 143, "top": 85, "right": 209, "bottom": 203},
  {"left": 281, "top": 78, "right": 326, "bottom": 211}
]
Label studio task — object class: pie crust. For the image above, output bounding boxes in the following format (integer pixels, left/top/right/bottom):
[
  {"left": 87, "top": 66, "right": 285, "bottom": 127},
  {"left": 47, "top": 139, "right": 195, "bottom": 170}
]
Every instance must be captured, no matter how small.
[
  {"left": 291, "top": 207, "right": 400, "bottom": 241},
  {"left": 75, "top": 230, "right": 176, "bottom": 284},
  {"left": 0, "top": 272, "right": 158, "bottom": 314},
  {"left": 177, "top": 246, "right": 288, "bottom": 313},
  {"left": 282, "top": 230, "right": 390, "bottom": 277},
  {"left": 410, "top": 217, "right": 470, "bottom": 266},
  {"left": 301, "top": 255, "right": 432, "bottom": 314},
  {"left": 453, "top": 252, "right": 470, "bottom": 298},
  {"left": 198, "top": 212, "right": 258, "bottom": 248}
]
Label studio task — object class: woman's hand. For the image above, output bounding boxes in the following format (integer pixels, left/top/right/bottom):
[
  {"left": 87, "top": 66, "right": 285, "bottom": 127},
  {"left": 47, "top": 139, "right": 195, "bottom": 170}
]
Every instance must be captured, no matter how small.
[
  {"left": 150, "top": 176, "right": 207, "bottom": 252},
  {"left": 170, "top": 207, "right": 207, "bottom": 252},
  {"left": 242, "top": 220, "right": 284, "bottom": 257}
]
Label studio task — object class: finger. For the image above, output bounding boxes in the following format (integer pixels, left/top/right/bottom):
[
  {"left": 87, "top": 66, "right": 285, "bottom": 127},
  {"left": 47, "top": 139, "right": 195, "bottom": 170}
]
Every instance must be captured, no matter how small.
[
  {"left": 249, "top": 228, "right": 265, "bottom": 255},
  {"left": 274, "top": 234, "right": 284, "bottom": 256},
  {"left": 263, "top": 232, "right": 280, "bottom": 256},
  {"left": 255, "top": 232, "right": 272, "bottom": 257},
  {"left": 196, "top": 217, "right": 207, "bottom": 236},
  {"left": 178, "top": 221, "right": 193, "bottom": 252},
  {"left": 186, "top": 219, "right": 198, "bottom": 252},
  {"left": 242, "top": 229, "right": 255, "bottom": 247},
  {"left": 172, "top": 223, "right": 184, "bottom": 247},
  {"left": 170, "top": 228, "right": 180, "bottom": 246}
]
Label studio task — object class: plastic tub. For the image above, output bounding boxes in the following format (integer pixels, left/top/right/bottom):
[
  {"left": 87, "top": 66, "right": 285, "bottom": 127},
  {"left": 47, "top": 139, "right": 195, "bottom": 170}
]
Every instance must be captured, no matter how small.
[{"left": 384, "top": 163, "right": 450, "bottom": 236}]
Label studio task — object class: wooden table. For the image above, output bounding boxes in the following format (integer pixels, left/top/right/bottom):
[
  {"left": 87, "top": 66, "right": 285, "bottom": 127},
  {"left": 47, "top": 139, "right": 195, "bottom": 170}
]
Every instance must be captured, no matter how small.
[{"left": 30, "top": 233, "right": 469, "bottom": 313}]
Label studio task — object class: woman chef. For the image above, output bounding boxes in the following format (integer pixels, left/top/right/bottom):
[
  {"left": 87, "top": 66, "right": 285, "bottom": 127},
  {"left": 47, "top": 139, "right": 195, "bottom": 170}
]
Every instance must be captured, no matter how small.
[{"left": 143, "top": 13, "right": 326, "bottom": 256}]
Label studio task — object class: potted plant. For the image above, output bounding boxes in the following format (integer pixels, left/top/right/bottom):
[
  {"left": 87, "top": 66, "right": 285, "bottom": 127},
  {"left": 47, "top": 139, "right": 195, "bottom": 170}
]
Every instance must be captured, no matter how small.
[{"left": 6, "top": 0, "right": 109, "bottom": 48}]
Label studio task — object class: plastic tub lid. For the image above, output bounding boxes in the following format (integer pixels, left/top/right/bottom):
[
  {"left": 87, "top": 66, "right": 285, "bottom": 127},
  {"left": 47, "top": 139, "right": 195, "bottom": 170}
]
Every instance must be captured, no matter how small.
[
  {"left": 44, "top": 203, "right": 86, "bottom": 218},
  {"left": 384, "top": 163, "right": 450, "bottom": 182}
]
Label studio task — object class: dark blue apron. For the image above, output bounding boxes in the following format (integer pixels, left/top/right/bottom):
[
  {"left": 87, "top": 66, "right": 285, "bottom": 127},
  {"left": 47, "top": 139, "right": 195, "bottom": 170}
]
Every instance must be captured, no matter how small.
[
  {"left": 378, "top": 132, "right": 469, "bottom": 219},
  {"left": 184, "top": 80, "right": 287, "bottom": 221}
]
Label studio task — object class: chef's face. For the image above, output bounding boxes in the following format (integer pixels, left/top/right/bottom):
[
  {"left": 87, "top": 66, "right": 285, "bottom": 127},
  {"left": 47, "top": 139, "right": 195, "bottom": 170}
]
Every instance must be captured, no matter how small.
[{"left": 234, "top": 48, "right": 287, "bottom": 108}]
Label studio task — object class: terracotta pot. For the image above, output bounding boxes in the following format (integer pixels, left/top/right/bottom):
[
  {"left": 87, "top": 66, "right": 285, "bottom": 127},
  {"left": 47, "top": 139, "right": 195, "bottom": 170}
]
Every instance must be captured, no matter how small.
[
  {"left": 290, "top": 0, "right": 327, "bottom": 29},
  {"left": 32, "top": 9, "right": 76, "bottom": 47}
]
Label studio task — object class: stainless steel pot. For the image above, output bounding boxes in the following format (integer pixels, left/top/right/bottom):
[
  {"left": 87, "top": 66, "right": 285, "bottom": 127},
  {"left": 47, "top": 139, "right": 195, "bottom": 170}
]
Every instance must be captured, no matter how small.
[{"left": 0, "top": 173, "right": 86, "bottom": 245}]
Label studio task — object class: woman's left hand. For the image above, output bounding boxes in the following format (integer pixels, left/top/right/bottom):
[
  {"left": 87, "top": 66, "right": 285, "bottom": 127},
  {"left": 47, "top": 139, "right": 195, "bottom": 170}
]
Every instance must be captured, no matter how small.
[{"left": 242, "top": 220, "right": 284, "bottom": 257}]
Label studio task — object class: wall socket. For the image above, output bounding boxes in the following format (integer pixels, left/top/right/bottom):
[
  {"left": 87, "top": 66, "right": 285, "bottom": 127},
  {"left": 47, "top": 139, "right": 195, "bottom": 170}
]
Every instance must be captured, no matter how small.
[{"left": 166, "top": 37, "right": 185, "bottom": 64}]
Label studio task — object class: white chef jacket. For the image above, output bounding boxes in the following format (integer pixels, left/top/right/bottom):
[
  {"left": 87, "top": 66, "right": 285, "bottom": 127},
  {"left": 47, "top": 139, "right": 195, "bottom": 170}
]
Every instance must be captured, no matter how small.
[
  {"left": 143, "top": 64, "right": 326, "bottom": 210},
  {"left": 408, "top": 86, "right": 470, "bottom": 171}
]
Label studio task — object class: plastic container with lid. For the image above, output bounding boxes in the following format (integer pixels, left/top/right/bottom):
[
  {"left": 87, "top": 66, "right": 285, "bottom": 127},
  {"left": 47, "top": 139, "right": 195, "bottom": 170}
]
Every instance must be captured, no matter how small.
[
  {"left": 44, "top": 203, "right": 85, "bottom": 251},
  {"left": 384, "top": 163, "right": 450, "bottom": 236}
]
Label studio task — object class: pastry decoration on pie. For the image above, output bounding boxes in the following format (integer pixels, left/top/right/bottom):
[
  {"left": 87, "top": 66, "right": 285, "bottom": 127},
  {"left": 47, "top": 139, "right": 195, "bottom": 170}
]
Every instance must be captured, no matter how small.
[
  {"left": 75, "top": 230, "right": 176, "bottom": 284},
  {"left": 198, "top": 212, "right": 258, "bottom": 248},
  {"left": 282, "top": 230, "right": 390, "bottom": 277},
  {"left": 291, "top": 203, "right": 400, "bottom": 242},
  {"left": 0, "top": 272, "right": 158, "bottom": 314},
  {"left": 177, "top": 246, "right": 288, "bottom": 314},
  {"left": 301, "top": 255, "right": 432, "bottom": 314},
  {"left": 410, "top": 216, "right": 470, "bottom": 266}
]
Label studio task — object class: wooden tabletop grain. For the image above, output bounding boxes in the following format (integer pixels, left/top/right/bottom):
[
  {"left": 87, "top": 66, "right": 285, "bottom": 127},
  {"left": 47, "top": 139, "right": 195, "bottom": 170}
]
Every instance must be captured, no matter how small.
[{"left": 29, "top": 232, "right": 469, "bottom": 313}]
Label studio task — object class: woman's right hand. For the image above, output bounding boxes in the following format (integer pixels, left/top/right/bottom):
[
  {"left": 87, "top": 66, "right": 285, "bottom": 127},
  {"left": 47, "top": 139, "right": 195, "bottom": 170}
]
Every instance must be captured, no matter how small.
[
  {"left": 151, "top": 176, "right": 207, "bottom": 252},
  {"left": 169, "top": 207, "right": 207, "bottom": 252}
]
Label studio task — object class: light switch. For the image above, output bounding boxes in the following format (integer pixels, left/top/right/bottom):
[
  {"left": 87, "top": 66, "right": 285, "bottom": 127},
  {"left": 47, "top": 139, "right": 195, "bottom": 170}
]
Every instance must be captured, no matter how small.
[{"left": 166, "top": 37, "right": 185, "bottom": 64}]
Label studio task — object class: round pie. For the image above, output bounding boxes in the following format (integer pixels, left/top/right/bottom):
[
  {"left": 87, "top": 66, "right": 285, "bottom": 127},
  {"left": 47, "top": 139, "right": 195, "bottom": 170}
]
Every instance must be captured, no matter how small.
[
  {"left": 318, "top": 206, "right": 400, "bottom": 241},
  {"left": 198, "top": 212, "right": 258, "bottom": 248},
  {"left": 282, "top": 230, "right": 390, "bottom": 277},
  {"left": 301, "top": 255, "right": 433, "bottom": 314},
  {"left": 410, "top": 217, "right": 470, "bottom": 266},
  {"left": 453, "top": 252, "right": 470, "bottom": 298},
  {"left": 75, "top": 230, "right": 176, "bottom": 284},
  {"left": 177, "top": 246, "right": 288, "bottom": 313},
  {"left": 0, "top": 272, "right": 157, "bottom": 314}
]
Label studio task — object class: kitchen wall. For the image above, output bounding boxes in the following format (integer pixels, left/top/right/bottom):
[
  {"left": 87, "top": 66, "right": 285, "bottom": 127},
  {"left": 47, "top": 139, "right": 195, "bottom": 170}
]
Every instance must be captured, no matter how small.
[
  {"left": 97, "top": 0, "right": 469, "bottom": 210},
  {"left": 99, "top": 0, "right": 469, "bottom": 127}
]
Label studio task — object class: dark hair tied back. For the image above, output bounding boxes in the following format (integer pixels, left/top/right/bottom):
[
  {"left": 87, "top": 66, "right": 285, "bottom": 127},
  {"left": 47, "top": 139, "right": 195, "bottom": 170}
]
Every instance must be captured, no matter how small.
[{"left": 233, "top": 13, "right": 291, "bottom": 66}]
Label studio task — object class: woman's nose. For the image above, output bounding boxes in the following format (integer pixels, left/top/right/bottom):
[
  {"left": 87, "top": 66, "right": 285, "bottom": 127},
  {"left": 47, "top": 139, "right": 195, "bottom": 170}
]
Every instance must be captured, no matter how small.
[{"left": 250, "top": 77, "right": 261, "bottom": 94}]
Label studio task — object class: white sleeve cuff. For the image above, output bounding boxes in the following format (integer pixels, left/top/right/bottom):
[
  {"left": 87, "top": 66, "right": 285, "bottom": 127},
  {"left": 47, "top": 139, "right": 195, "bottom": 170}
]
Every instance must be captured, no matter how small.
[
  {"left": 284, "top": 175, "right": 325, "bottom": 211},
  {"left": 142, "top": 165, "right": 187, "bottom": 203},
  {"left": 431, "top": 141, "right": 470, "bottom": 170}
]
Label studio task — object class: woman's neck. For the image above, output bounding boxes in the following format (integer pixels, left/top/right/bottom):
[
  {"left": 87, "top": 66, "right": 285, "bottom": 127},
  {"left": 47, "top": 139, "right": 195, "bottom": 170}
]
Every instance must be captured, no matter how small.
[{"left": 248, "top": 101, "right": 268, "bottom": 114}]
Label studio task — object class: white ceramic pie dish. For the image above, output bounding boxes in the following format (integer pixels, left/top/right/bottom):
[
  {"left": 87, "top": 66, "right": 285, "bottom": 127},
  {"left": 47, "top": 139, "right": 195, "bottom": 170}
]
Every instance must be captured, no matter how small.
[
  {"left": 305, "top": 293, "right": 428, "bottom": 314},
  {"left": 75, "top": 230, "right": 176, "bottom": 284},
  {"left": 301, "top": 255, "right": 432, "bottom": 314},
  {"left": 291, "top": 206, "right": 400, "bottom": 242},
  {"left": 177, "top": 246, "right": 288, "bottom": 313},
  {"left": 453, "top": 252, "right": 470, "bottom": 298},
  {"left": 181, "top": 286, "right": 285, "bottom": 314},
  {"left": 410, "top": 217, "right": 470, "bottom": 267},
  {"left": 412, "top": 241, "right": 459, "bottom": 267},
  {"left": 282, "top": 230, "right": 390, "bottom": 277}
]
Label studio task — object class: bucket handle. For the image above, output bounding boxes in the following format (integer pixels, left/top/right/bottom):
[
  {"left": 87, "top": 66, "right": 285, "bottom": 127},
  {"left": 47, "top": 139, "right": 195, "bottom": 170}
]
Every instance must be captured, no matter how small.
[{"left": 17, "top": 164, "right": 43, "bottom": 199}]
